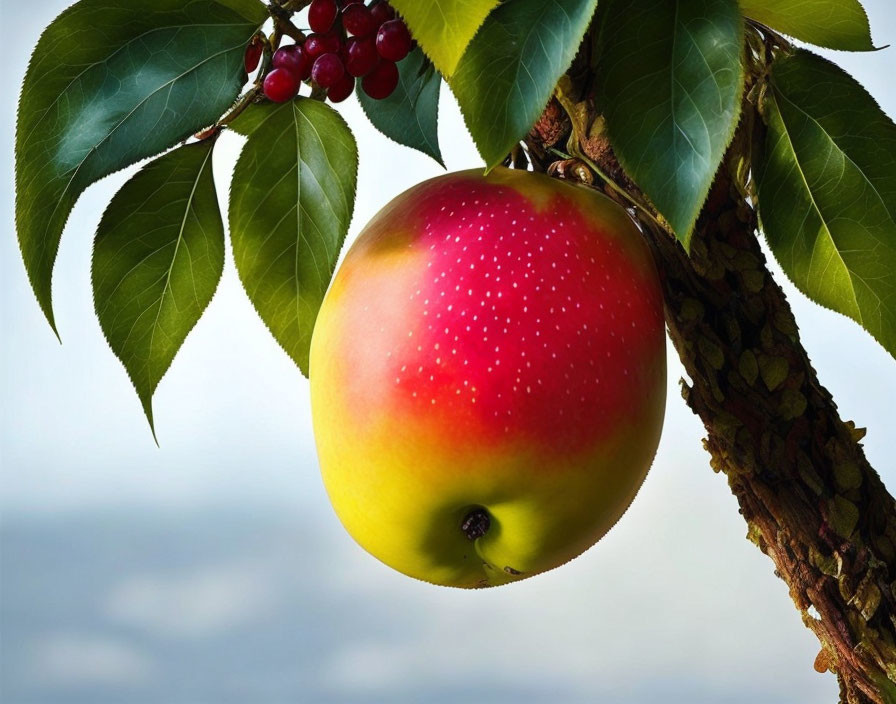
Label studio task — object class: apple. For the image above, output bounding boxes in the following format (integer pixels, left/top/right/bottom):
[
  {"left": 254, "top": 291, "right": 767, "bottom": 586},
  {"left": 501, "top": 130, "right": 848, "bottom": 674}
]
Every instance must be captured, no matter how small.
[{"left": 309, "top": 167, "right": 666, "bottom": 588}]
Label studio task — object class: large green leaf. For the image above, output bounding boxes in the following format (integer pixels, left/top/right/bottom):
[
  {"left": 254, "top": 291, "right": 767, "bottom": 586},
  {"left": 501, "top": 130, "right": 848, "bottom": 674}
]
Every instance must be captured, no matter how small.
[
  {"left": 15, "top": 0, "right": 265, "bottom": 333},
  {"left": 451, "top": 0, "right": 598, "bottom": 170},
  {"left": 229, "top": 100, "right": 358, "bottom": 375},
  {"left": 739, "top": 0, "right": 874, "bottom": 52},
  {"left": 755, "top": 50, "right": 896, "bottom": 360},
  {"left": 597, "top": 0, "right": 744, "bottom": 247},
  {"left": 92, "top": 140, "right": 225, "bottom": 435},
  {"left": 388, "top": 0, "right": 500, "bottom": 78},
  {"left": 357, "top": 48, "right": 443, "bottom": 166}
]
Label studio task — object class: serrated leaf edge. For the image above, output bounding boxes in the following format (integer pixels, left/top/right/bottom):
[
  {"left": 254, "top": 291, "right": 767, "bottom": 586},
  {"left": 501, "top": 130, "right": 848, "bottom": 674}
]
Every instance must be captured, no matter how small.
[
  {"left": 90, "top": 140, "right": 225, "bottom": 443},
  {"left": 390, "top": 0, "right": 501, "bottom": 78},
  {"left": 754, "top": 54, "right": 896, "bottom": 360},
  {"left": 606, "top": 11, "right": 746, "bottom": 249},
  {"left": 227, "top": 99, "right": 359, "bottom": 377},
  {"left": 357, "top": 59, "right": 446, "bottom": 167},
  {"left": 452, "top": 0, "right": 600, "bottom": 171},
  {"left": 14, "top": 1, "right": 263, "bottom": 335}
]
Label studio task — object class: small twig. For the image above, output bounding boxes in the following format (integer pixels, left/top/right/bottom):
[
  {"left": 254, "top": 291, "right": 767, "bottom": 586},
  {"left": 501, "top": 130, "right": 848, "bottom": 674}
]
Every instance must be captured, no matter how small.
[
  {"left": 218, "top": 86, "right": 264, "bottom": 128},
  {"left": 275, "top": 17, "right": 306, "bottom": 43},
  {"left": 216, "top": 39, "right": 272, "bottom": 128},
  {"left": 548, "top": 78, "right": 669, "bottom": 233},
  {"left": 268, "top": 1, "right": 306, "bottom": 46},
  {"left": 745, "top": 18, "right": 794, "bottom": 55},
  {"left": 280, "top": 0, "right": 311, "bottom": 10}
]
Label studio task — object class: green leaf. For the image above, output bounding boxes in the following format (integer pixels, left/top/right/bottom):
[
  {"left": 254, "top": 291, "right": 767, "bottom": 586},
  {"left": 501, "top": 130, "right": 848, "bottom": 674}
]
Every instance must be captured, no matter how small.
[
  {"left": 229, "top": 100, "right": 358, "bottom": 375},
  {"left": 754, "top": 50, "right": 896, "bottom": 360},
  {"left": 739, "top": 0, "right": 874, "bottom": 52},
  {"left": 357, "top": 48, "right": 444, "bottom": 166},
  {"left": 92, "top": 140, "right": 225, "bottom": 436},
  {"left": 15, "top": 0, "right": 265, "bottom": 333},
  {"left": 451, "top": 0, "right": 598, "bottom": 170},
  {"left": 597, "top": 0, "right": 744, "bottom": 247},
  {"left": 388, "top": 0, "right": 500, "bottom": 78}
]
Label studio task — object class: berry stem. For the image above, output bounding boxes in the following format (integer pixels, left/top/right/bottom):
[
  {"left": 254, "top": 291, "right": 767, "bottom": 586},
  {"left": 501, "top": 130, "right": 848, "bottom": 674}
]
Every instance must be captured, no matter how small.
[
  {"left": 308, "top": 83, "right": 328, "bottom": 102},
  {"left": 277, "top": 0, "right": 312, "bottom": 11},
  {"left": 275, "top": 17, "right": 306, "bottom": 44},
  {"left": 268, "top": 1, "right": 308, "bottom": 46}
]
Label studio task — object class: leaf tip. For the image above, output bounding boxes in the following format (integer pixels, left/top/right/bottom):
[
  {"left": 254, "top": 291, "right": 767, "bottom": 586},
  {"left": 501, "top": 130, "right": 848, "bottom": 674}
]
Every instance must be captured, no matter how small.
[
  {"left": 141, "top": 397, "right": 159, "bottom": 447},
  {"left": 40, "top": 301, "right": 62, "bottom": 343},
  {"left": 49, "top": 318, "right": 62, "bottom": 345}
]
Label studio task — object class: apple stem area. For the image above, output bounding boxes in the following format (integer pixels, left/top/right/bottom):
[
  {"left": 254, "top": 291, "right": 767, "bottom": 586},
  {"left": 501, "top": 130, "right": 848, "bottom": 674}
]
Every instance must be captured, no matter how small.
[
  {"left": 519, "top": 41, "right": 896, "bottom": 704},
  {"left": 460, "top": 507, "right": 491, "bottom": 541}
]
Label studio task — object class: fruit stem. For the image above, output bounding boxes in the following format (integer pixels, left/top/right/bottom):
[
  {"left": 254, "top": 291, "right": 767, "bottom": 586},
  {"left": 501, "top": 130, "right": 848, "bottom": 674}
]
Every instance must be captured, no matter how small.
[
  {"left": 545, "top": 81, "right": 669, "bottom": 233},
  {"left": 547, "top": 146, "right": 666, "bottom": 232}
]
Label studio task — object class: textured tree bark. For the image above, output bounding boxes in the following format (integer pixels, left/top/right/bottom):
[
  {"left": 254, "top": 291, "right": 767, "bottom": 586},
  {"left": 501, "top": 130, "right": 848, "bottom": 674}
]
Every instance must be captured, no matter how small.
[{"left": 525, "top": 88, "right": 896, "bottom": 702}]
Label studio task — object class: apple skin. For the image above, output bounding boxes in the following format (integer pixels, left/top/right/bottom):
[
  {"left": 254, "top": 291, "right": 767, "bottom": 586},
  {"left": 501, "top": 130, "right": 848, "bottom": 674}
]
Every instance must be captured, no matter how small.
[{"left": 310, "top": 167, "right": 666, "bottom": 588}]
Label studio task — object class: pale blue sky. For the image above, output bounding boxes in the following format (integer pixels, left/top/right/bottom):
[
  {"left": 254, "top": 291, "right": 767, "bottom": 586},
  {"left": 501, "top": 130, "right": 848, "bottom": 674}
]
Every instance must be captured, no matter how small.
[{"left": 2, "top": 1, "right": 896, "bottom": 702}]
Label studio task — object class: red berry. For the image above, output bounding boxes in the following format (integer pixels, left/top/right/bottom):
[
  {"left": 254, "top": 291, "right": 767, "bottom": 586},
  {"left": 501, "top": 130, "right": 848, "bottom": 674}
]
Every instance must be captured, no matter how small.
[
  {"left": 264, "top": 68, "right": 300, "bottom": 102},
  {"left": 273, "top": 44, "right": 312, "bottom": 80},
  {"left": 370, "top": 1, "right": 395, "bottom": 25},
  {"left": 344, "top": 37, "right": 379, "bottom": 77},
  {"left": 309, "top": 0, "right": 339, "bottom": 33},
  {"left": 361, "top": 60, "right": 398, "bottom": 99},
  {"left": 376, "top": 19, "right": 412, "bottom": 62},
  {"left": 305, "top": 32, "right": 341, "bottom": 58},
  {"left": 327, "top": 73, "right": 355, "bottom": 103},
  {"left": 244, "top": 40, "right": 263, "bottom": 73},
  {"left": 341, "top": 4, "right": 377, "bottom": 37},
  {"left": 312, "top": 53, "right": 345, "bottom": 88}
]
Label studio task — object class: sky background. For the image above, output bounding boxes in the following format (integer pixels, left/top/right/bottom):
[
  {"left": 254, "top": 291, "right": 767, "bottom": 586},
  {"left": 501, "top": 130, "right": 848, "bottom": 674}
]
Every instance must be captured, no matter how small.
[{"left": 2, "top": 1, "right": 896, "bottom": 702}]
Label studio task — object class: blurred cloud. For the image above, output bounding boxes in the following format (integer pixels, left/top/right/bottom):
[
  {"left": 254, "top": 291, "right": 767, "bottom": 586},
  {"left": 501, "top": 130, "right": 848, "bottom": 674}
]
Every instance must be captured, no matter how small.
[
  {"left": 1, "top": 506, "right": 838, "bottom": 703},
  {"left": 23, "top": 633, "right": 155, "bottom": 688},
  {"left": 105, "top": 562, "right": 281, "bottom": 639},
  {"left": 322, "top": 642, "right": 418, "bottom": 694}
]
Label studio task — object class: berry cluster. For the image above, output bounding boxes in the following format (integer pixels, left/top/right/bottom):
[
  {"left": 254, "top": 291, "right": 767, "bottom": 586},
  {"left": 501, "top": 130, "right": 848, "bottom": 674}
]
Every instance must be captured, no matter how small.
[{"left": 258, "top": 0, "right": 413, "bottom": 105}]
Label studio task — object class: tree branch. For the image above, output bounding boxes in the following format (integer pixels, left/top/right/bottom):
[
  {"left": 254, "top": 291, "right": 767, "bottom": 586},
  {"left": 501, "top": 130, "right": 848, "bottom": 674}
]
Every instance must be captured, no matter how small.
[{"left": 525, "top": 81, "right": 896, "bottom": 704}]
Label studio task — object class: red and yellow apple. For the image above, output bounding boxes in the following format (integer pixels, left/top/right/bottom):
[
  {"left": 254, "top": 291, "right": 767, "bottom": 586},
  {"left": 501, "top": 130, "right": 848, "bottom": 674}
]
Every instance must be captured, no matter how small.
[{"left": 309, "top": 167, "right": 666, "bottom": 588}]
